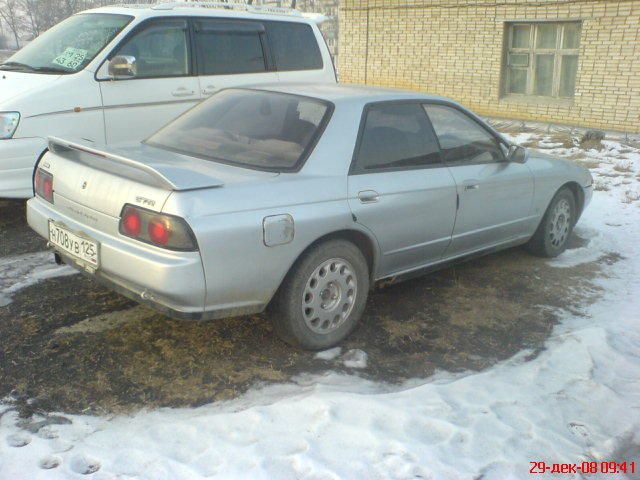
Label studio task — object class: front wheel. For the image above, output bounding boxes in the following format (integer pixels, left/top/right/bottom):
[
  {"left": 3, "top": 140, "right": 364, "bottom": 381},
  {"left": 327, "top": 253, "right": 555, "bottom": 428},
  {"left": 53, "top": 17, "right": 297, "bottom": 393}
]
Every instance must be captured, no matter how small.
[
  {"left": 526, "top": 187, "right": 577, "bottom": 258},
  {"left": 271, "top": 240, "right": 370, "bottom": 350}
]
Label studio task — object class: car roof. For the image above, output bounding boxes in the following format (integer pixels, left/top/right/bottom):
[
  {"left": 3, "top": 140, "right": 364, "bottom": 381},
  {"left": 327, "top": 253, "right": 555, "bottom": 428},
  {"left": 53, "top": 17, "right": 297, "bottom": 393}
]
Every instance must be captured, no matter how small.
[
  {"left": 248, "top": 83, "right": 453, "bottom": 106},
  {"left": 82, "top": 4, "right": 321, "bottom": 25}
]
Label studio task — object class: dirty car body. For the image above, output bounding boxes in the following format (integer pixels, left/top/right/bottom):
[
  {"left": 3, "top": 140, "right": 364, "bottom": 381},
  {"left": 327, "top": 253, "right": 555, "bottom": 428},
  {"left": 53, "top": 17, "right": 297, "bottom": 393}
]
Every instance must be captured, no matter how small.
[{"left": 26, "top": 84, "right": 592, "bottom": 348}]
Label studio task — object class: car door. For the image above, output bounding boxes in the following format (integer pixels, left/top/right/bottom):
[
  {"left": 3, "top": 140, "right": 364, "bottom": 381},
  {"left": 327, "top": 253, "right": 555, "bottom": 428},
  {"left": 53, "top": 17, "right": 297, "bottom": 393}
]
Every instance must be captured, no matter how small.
[
  {"left": 98, "top": 18, "right": 200, "bottom": 144},
  {"left": 193, "top": 18, "right": 278, "bottom": 99},
  {"left": 348, "top": 102, "right": 458, "bottom": 277},
  {"left": 423, "top": 103, "right": 535, "bottom": 257}
]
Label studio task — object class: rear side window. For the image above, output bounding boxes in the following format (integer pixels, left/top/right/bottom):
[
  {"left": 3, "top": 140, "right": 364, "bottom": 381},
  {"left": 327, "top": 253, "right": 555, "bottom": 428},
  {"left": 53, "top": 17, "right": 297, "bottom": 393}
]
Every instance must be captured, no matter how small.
[
  {"left": 265, "top": 21, "right": 322, "bottom": 71},
  {"left": 353, "top": 103, "right": 442, "bottom": 173},
  {"left": 195, "top": 20, "right": 266, "bottom": 75}
]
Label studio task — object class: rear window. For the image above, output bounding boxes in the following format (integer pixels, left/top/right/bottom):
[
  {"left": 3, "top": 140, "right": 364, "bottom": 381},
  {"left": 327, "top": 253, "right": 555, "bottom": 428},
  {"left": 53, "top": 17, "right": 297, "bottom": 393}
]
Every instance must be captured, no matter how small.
[
  {"left": 146, "top": 89, "right": 332, "bottom": 171},
  {"left": 265, "top": 21, "right": 323, "bottom": 71}
]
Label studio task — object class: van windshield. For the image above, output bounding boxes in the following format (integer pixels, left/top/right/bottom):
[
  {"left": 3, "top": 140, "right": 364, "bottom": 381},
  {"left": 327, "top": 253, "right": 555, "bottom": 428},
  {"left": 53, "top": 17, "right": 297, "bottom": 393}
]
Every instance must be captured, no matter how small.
[
  {"left": 146, "top": 89, "right": 332, "bottom": 171},
  {"left": 0, "top": 13, "right": 132, "bottom": 74}
]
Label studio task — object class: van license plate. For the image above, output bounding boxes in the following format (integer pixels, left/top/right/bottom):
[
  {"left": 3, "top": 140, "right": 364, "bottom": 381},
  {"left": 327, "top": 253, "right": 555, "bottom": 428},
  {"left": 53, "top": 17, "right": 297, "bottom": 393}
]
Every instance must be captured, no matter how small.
[{"left": 48, "top": 221, "right": 99, "bottom": 269}]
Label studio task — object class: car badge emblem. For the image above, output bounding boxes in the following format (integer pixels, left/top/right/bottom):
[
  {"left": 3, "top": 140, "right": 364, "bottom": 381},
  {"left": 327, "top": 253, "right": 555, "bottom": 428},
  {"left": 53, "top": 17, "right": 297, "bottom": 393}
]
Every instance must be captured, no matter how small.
[{"left": 81, "top": 181, "right": 88, "bottom": 190}]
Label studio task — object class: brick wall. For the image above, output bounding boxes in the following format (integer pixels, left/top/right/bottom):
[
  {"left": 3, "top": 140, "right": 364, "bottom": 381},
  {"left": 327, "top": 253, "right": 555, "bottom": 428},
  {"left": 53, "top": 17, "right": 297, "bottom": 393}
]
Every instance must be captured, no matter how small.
[{"left": 338, "top": 0, "right": 640, "bottom": 133}]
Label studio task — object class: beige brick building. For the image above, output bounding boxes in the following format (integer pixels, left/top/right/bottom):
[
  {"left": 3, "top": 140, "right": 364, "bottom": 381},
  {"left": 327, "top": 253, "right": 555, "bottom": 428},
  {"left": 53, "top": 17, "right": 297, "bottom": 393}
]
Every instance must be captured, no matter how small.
[{"left": 338, "top": 0, "right": 640, "bottom": 133}]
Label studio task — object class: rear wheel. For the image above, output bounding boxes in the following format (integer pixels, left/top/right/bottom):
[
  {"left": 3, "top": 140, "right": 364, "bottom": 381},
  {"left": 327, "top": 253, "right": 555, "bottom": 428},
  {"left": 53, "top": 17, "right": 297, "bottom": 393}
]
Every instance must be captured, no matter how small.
[
  {"left": 526, "top": 187, "right": 576, "bottom": 258},
  {"left": 271, "top": 240, "right": 369, "bottom": 350}
]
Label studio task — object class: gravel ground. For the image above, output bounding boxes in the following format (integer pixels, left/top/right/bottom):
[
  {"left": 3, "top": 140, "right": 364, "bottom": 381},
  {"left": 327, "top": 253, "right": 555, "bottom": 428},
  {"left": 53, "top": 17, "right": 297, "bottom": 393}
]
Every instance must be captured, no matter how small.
[{"left": 0, "top": 129, "right": 621, "bottom": 416}]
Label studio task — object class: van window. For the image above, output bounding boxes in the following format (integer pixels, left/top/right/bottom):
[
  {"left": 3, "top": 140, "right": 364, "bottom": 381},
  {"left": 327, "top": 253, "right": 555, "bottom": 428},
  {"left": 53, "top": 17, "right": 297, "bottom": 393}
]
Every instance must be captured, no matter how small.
[
  {"left": 196, "top": 21, "right": 266, "bottom": 75},
  {"left": 114, "top": 19, "right": 190, "bottom": 78},
  {"left": 265, "top": 21, "right": 323, "bottom": 71}
]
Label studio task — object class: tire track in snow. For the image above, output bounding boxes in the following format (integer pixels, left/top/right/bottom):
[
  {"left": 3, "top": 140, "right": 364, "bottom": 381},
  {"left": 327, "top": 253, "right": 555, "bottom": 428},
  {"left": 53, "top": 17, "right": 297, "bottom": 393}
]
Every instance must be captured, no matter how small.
[{"left": 0, "top": 251, "right": 77, "bottom": 307}]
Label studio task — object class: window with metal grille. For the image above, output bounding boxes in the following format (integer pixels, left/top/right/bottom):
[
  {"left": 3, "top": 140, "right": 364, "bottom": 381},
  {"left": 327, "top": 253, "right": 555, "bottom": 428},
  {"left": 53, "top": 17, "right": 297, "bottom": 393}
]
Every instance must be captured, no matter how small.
[{"left": 503, "top": 22, "right": 581, "bottom": 98}]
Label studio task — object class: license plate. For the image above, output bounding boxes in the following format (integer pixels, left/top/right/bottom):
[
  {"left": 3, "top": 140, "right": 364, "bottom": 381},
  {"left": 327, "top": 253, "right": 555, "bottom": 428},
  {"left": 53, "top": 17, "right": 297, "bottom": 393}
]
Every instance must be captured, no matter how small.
[{"left": 48, "top": 221, "right": 99, "bottom": 269}]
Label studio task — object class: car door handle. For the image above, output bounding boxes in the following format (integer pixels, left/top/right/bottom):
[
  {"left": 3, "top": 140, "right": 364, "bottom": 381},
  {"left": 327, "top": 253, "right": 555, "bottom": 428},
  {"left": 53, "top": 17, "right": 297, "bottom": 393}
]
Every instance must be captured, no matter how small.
[
  {"left": 202, "top": 85, "right": 216, "bottom": 96},
  {"left": 463, "top": 180, "right": 480, "bottom": 191},
  {"left": 358, "top": 190, "right": 380, "bottom": 203},
  {"left": 172, "top": 87, "right": 195, "bottom": 97}
]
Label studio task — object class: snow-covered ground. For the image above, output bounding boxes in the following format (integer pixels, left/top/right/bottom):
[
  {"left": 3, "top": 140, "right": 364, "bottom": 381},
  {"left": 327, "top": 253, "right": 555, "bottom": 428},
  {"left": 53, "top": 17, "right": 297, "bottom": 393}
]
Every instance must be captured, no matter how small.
[
  {"left": 1, "top": 131, "right": 639, "bottom": 479},
  {"left": 0, "top": 252, "right": 76, "bottom": 307}
]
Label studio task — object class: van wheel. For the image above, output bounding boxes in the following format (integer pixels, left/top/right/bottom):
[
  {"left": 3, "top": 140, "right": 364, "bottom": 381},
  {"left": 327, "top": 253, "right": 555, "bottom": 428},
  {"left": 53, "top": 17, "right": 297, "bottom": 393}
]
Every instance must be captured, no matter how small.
[
  {"left": 271, "top": 240, "right": 369, "bottom": 350},
  {"left": 526, "top": 187, "right": 576, "bottom": 258}
]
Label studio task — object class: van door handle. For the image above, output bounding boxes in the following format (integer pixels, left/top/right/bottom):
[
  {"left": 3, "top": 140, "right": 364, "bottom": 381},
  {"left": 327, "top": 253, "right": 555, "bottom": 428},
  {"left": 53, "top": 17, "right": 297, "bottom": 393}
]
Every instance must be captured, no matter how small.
[
  {"left": 358, "top": 190, "right": 380, "bottom": 203},
  {"left": 202, "top": 85, "right": 216, "bottom": 96},
  {"left": 172, "top": 87, "right": 195, "bottom": 97},
  {"left": 463, "top": 180, "right": 480, "bottom": 191}
]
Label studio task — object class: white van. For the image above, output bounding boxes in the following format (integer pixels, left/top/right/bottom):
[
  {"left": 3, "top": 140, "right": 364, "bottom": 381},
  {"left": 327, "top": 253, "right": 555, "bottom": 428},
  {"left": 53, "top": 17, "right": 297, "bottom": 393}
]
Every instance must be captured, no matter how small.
[{"left": 0, "top": 2, "right": 336, "bottom": 198}]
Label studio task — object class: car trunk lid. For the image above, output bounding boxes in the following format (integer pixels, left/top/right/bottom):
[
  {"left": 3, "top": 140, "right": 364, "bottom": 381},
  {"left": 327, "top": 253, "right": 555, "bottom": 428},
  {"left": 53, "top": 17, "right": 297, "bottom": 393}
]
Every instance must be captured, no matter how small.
[{"left": 44, "top": 137, "right": 277, "bottom": 218}]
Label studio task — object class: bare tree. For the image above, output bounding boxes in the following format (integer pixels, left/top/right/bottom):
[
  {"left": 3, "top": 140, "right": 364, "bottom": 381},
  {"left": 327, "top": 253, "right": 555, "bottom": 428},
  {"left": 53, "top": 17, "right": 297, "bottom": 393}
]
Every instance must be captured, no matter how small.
[
  {"left": 20, "top": 0, "right": 67, "bottom": 38},
  {"left": 60, "top": 0, "right": 80, "bottom": 19},
  {"left": 0, "top": 0, "right": 23, "bottom": 48},
  {"left": 20, "top": 0, "right": 41, "bottom": 37}
]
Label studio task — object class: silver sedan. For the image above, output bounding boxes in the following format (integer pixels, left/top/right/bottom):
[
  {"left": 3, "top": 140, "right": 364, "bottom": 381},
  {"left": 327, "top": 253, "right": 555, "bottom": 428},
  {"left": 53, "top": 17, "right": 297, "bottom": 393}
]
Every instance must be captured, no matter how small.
[{"left": 27, "top": 84, "right": 593, "bottom": 349}]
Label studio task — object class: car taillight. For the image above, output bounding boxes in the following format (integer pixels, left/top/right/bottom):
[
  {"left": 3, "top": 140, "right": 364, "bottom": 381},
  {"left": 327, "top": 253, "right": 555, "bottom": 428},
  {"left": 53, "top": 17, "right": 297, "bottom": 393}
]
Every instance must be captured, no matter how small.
[
  {"left": 34, "top": 168, "right": 54, "bottom": 203},
  {"left": 122, "top": 208, "right": 141, "bottom": 237},
  {"left": 148, "top": 218, "right": 170, "bottom": 246},
  {"left": 119, "top": 204, "right": 197, "bottom": 251}
]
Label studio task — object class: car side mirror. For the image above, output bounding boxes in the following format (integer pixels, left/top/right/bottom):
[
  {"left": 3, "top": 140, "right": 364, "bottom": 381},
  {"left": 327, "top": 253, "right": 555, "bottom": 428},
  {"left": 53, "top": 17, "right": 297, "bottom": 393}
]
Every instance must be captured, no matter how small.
[
  {"left": 108, "top": 55, "right": 137, "bottom": 79},
  {"left": 507, "top": 144, "right": 527, "bottom": 164}
]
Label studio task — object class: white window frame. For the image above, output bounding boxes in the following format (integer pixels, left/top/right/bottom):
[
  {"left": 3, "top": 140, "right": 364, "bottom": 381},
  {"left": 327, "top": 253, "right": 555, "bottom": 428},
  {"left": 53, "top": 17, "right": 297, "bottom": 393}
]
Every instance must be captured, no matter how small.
[{"left": 503, "top": 21, "right": 581, "bottom": 99}]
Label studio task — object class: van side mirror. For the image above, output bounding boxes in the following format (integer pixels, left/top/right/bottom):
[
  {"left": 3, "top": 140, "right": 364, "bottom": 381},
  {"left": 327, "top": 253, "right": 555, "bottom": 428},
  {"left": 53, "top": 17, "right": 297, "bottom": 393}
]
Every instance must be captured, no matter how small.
[
  {"left": 507, "top": 144, "right": 527, "bottom": 164},
  {"left": 108, "top": 55, "right": 137, "bottom": 79}
]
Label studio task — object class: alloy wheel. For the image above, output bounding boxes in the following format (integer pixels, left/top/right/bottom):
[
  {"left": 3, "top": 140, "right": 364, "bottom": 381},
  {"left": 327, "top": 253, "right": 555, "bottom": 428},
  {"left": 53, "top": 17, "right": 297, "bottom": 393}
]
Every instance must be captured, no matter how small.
[
  {"left": 549, "top": 198, "right": 572, "bottom": 248},
  {"left": 302, "top": 258, "right": 357, "bottom": 334}
]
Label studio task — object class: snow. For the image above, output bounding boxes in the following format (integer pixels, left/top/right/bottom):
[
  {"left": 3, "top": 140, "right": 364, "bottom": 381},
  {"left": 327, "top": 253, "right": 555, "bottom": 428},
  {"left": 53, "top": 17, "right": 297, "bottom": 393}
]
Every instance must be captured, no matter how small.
[
  {"left": 342, "top": 349, "right": 368, "bottom": 369},
  {"left": 315, "top": 348, "right": 368, "bottom": 368},
  {"left": 1, "top": 133, "right": 640, "bottom": 479},
  {"left": 0, "top": 251, "right": 77, "bottom": 307},
  {"left": 315, "top": 347, "right": 342, "bottom": 361},
  {"left": 546, "top": 224, "right": 608, "bottom": 268}
]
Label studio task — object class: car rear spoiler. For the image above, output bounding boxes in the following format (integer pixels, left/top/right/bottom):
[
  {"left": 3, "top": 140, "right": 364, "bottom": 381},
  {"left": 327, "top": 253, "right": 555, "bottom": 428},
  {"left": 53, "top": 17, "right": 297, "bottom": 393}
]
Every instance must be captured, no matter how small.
[{"left": 47, "top": 137, "right": 225, "bottom": 191}]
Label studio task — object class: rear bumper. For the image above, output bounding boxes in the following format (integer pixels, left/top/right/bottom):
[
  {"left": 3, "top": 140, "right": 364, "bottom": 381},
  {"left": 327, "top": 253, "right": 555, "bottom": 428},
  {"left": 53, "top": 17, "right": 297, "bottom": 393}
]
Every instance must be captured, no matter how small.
[
  {"left": 61, "top": 255, "right": 206, "bottom": 320},
  {"left": 26, "top": 197, "right": 208, "bottom": 317},
  {"left": 0, "top": 137, "right": 47, "bottom": 199}
]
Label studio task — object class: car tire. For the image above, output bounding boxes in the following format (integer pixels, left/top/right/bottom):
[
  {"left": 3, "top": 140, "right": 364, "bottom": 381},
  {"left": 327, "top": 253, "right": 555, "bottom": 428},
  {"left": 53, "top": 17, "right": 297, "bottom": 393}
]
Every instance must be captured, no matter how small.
[
  {"left": 526, "top": 187, "right": 577, "bottom": 258},
  {"left": 271, "top": 239, "right": 370, "bottom": 350}
]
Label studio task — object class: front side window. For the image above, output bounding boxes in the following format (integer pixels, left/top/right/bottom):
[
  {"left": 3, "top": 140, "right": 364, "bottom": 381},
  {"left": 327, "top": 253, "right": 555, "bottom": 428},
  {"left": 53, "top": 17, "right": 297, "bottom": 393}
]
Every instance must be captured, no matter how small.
[
  {"left": 146, "top": 89, "right": 331, "bottom": 171},
  {"left": 504, "top": 22, "right": 581, "bottom": 98},
  {"left": 265, "top": 21, "right": 323, "bottom": 71},
  {"left": 114, "top": 19, "right": 189, "bottom": 78},
  {"left": 424, "top": 104, "right": 505, "bottom": 166},
  {"left": 0, "top": 13, "right": 132, "bottom": 74},
  {"left": 195, "top": 21, "right": 266, "bottom": 75},
  {"left": 354, "top": 103, "right": 441, "bottom": 172}
]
